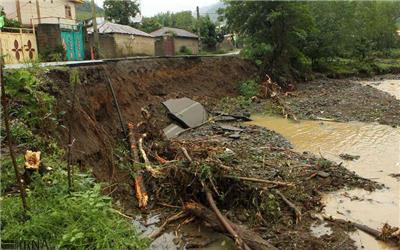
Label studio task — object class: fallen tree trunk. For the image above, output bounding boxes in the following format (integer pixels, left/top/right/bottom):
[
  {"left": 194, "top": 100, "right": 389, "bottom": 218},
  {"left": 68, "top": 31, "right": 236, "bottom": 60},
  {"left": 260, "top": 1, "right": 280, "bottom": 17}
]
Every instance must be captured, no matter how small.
[
  {"left": 184, "top": 202, "right": 279, "bottom": 250},
  {"left": 205, "top": 188, "right": 251, "bottom": 250},
  {"left": 323, "top": 216, "right": 399, "bottom": 245}
]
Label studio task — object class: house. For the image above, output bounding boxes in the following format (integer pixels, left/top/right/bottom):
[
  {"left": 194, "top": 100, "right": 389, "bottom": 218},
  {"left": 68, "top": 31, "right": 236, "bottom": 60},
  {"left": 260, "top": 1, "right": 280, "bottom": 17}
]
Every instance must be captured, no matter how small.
[
  {"left": 0, "top": 0, "right": 83, "bottom": 26},
  {"left": 150, "top": 27, "right": 199, "bottom": 56},
  {"left": 87, "top": 22, "right": 155, "bottom": 58}
]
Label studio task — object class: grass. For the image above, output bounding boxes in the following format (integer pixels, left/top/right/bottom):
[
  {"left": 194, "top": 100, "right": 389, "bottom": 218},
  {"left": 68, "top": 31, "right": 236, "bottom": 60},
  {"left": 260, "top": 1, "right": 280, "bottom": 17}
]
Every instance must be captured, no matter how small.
[
  {"left": 313, "top": 50, "right": 400, "bottom": 77},
  {"left": 1, "top": 68, "right": 148, "bottom": 249}
]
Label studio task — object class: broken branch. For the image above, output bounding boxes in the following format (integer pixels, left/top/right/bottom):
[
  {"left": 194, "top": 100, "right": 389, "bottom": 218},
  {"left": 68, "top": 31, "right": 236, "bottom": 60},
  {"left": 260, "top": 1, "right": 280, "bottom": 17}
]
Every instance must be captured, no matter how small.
[
  {"left": 223, "top": 175, "right": 295, "bottom": 187},
  {"left": 149, "top": 211, "right": 188, "bottom": 239},
  {"left": 275, "top": 190, "right": 301, "bottom": 224},
  {"left": 138, "top": 134, "right": 159, "bottom": 176},
  {"left": 205, "top": 187, "right": 251, "bottom": 250},
  {"left": 323, "top": 215, "right": 399, "bottom": 245},
  {"left": 184, "top": 201, "right": 279, "bottom": 250}
]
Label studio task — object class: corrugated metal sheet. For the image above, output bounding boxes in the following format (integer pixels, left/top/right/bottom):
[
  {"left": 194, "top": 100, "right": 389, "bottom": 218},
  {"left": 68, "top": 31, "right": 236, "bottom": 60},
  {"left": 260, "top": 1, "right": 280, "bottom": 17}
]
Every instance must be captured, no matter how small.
[
  {"left": 162, "top": 97, "right": 208, "bottom": 128},
  {"left": 87, "top": 22, "right": 153, "bottom": 37},
  {"left": 150, "top": 27, "right": 198, "bottom": 38}
]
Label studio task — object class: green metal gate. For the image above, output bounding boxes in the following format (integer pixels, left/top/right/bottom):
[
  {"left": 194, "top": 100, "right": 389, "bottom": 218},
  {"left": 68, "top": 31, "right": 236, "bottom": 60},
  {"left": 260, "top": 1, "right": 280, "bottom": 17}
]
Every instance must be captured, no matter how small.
[{"left": 60, "top": 24, "right": 84, "bottom": 61}]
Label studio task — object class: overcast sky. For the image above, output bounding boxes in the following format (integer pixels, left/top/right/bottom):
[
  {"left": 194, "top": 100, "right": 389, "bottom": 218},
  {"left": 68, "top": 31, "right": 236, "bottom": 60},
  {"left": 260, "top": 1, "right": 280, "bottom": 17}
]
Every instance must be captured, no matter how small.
[{"left": 95, "top": 0, "right": 220, "bottom": 17}]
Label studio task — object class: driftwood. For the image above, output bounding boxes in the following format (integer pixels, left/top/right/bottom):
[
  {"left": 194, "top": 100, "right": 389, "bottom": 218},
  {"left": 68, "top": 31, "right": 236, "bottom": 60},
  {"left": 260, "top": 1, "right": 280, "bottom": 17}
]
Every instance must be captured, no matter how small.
[
  {"left": 184, "top": 202, "right": 279, "bottom": 250},
  {"left": 149, "top": 211, "right": 188, "bottom": 239},
  {"left": 134, "top": 174, "right": 148, "bottom": 209},
  {"left": 181, "top": 147, "right": 193, "bottom": 163},
  {"left": 205, "top": 188, "right": 251, "bottom": 250},
  {"left": 275, "top": 190, "right": 301, "bottom": 224},
  {"left": 138, "top": 134, "right": 159, "bottom": 176},
  {"left": 223, "top": 175, "right": 294, "bottom": 187},
  {"left": 259, "top": 74, "right": 297, "bottom": 121},
  {"left": 128, "top": 123, "right": 148, "bottom": 208},
  {"left": 323, "top": 216, "right": 400, "bottom": 245}
]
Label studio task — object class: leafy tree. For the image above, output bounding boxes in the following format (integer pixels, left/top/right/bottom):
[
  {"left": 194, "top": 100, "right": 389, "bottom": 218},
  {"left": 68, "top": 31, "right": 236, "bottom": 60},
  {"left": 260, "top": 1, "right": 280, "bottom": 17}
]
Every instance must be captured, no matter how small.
[
  {"left": 148, "top": 11, "right": 196, "bottom": 31},
  {"left": 197, "top": 15, "right": 218, "bottom": 50},
  {"left": 0, "top": 7, "right": 21, "bottom": 28},
  {"left": 222, "top": 1, "right": 314, "bottom": 81},
  {"left": 140, "top": 17, "right": 162, "bottom": 33},
  {"left": 222, "top": 0, "right": 400, "bottom": 80},
  {"left": 103, "top": 0, "right": 140, "bottom": 25}
]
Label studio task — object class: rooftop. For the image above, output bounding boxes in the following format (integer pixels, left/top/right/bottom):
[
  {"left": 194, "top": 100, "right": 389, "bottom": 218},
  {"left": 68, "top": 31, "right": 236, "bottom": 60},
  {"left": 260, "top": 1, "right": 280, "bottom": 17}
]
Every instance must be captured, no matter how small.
[
  {"left": 87, "top": 22, "right": 153, "bottom": 37},
  {"left": 150, "top": 27, "right": 198, "bottom": 38}
]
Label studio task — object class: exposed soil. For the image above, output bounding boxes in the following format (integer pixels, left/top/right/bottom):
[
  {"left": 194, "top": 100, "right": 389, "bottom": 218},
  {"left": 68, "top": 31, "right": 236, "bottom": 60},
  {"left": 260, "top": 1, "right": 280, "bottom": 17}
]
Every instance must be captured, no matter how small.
[
  {"left": 144, "top": 122, "right": 379, "bottom": 249},
  {"left": 44, "top": 56, "right": 257, "bottom": 183},
  {"left": 283, "top": 76, "right": 400, "bottom": 127},
  {"left": 38, "top": 57, "right": 396, "bottom": 249}
]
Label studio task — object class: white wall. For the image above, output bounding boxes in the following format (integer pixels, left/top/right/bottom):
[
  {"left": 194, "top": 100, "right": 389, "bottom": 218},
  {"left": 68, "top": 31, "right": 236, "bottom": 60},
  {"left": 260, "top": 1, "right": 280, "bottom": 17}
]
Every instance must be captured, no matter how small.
[{"left": 0, "top": 0, "right": 78, "bottom": 26}]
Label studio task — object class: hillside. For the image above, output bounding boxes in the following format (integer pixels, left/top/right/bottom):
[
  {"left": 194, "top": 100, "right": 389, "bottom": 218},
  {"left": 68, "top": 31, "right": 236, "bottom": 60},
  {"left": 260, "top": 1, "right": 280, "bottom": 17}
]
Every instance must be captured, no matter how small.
[
  {"left": 76, "top": 0, "right": 104, "bottom": 21},
  {"left": 199, "top": 2, "right": 225, "bottom": 22}
]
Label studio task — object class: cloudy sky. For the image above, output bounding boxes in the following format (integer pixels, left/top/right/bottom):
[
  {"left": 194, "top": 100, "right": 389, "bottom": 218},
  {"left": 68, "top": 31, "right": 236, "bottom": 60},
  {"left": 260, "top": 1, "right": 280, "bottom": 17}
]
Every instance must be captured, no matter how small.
[{"left": 95, "top": 0, "right": 219, "bottom": 17}]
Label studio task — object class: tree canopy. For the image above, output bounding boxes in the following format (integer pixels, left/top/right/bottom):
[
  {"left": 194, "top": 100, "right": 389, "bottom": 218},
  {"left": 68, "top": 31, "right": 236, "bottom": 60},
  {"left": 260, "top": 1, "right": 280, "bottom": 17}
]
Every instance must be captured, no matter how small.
[
  {"left": 141, "top": 11, "right": 196, "bottom": 32},
  {"left": 222, "top": 0, "right": 400, "bottom": 80},
  {"left": 103, "top": 0, "right": 140, "bottom": 25}
]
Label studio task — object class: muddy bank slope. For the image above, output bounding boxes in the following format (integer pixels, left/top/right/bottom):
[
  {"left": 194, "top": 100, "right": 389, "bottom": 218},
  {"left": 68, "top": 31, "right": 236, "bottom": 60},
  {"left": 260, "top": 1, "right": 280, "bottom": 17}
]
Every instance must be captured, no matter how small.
[
  {"left": 283, "top": 77, "right": 400, "bottom": 126},
  {"left": 46, "top": 56, "right": 257, "bottom": 180}
]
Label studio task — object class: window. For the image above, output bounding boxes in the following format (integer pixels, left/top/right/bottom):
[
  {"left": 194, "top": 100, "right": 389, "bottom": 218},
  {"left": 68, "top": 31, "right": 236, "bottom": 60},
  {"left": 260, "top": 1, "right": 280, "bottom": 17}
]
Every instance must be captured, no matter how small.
[{"left": 65, "top": 5, "right": 72, "bottom": 19}]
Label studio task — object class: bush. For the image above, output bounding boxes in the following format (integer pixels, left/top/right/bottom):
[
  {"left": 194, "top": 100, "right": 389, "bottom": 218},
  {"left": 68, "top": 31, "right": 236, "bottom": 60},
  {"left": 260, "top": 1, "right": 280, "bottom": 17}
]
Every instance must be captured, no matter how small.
[
  {"left": 178, "top": 46, "right": 192, "bottom": 55},
  {"left": 239, "top": 80, "right": 259, "bottom": 98},
  {"left": 1, "top": 165, "right": 148, "bottom": 249}
]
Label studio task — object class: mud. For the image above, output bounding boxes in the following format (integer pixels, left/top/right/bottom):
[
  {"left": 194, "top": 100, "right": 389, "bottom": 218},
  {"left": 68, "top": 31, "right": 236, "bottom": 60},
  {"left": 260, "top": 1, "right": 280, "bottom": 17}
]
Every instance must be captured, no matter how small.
[
  {"left": 38, "top": 57, "right": 399, "bottom": 249},
  {"left": 44, "top": 56, "right": 257, "bottom": 184},
  {"left": 283, "top": 76, "right": 400, "bottom": 127},
  {"left": 248, "top": 115, "right": 400, "bottom": 250}
]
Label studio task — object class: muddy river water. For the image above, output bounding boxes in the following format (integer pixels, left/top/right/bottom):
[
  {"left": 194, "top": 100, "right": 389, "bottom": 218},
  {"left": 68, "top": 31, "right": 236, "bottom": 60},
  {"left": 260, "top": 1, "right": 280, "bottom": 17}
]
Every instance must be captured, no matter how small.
[{"left": 248, "top": 79, "right": 400, "bottom": 250}]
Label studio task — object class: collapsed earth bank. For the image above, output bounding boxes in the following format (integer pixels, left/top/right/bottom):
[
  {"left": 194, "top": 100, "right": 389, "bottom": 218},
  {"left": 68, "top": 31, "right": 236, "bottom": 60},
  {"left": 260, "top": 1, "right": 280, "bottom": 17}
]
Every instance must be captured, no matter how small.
[{"left": 41, "top": 56, "right": 397, "bottom": 249}]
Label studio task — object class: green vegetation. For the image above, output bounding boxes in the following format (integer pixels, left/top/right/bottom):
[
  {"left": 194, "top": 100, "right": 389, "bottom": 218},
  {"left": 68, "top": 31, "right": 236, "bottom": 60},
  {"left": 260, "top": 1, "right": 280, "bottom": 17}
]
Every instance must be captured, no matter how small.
[
  {"left": 104, "top": 0, "right": 140, "bottom": 25},
  {"left": 0, "top": 7, "right": 21, "bottom": 28},
  {"left": 140, "top": 11, "right": 224, "bottom": 51},
  {"left": 239, "top": 79, "right": 259, "bottom": 99},
  {"left": 75, "top": 0, "right": 104, "bottom": 21},
  {"left": 178, "top": 45, "right": 193, "bottom": 55},
  {"left": 222, "top": 1, "right": 400, "bottom": 80},
  {"left": 141, "top": 11, "right": 196, "bottom": 33},
  {"left": 1, "top": 69, "right": 147, "bottom": 249}
]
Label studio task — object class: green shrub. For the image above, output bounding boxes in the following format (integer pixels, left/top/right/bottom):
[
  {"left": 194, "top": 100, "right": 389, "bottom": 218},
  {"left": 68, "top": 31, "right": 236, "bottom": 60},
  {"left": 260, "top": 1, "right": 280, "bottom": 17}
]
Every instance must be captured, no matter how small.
[
  {"left": 178, "top": 46, "right": 192, "bottom": 55},
  {"left": 1, "top": 167, "right": 148, "bottom": 249},
  {"left": 239, "top": 79, "right": 259, "bottom": 98}
]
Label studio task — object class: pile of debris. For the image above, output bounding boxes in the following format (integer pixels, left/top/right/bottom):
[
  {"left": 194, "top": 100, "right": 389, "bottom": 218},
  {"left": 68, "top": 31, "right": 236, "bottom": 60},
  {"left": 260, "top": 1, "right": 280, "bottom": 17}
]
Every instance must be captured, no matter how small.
[{"left": 123, "top": 96, "right": 391, "bottom": 249}]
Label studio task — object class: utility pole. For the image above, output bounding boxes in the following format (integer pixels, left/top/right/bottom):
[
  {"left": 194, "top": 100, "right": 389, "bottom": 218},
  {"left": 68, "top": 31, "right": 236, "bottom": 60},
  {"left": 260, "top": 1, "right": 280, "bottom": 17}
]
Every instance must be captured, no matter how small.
[
  {"left": 15, "top": 0, "right": 22, "bottom": 23},
  {"left": 35, "top": 0, "right": 41, "bottom": 24},
  {"left": 91, "top": 0, "right": 100, "bottom": 58},
  {"left": 196, "top": 6, "right": 201, "bottom": 53}
]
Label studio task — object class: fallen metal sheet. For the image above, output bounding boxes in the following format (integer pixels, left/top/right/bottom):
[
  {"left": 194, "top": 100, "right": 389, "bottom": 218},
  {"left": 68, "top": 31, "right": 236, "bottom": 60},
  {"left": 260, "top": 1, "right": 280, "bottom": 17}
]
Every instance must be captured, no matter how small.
[
  {"left": 163, "top": 123, "right": 186, "bottom": 139},
  {"left": 229, "top": 132, "right": 241, "bottom": 139},
  {"left": 162, "top": 98, "right": 208, "bottom": 128},
  {"left": 219, "top": 124, "right": 244, "bottom": 132},
  {"left": 212, "top": 111, "right": 252, "bottom": 122},
  {"left": 214, "top": 115, "right": 237, "bottom": 122}
]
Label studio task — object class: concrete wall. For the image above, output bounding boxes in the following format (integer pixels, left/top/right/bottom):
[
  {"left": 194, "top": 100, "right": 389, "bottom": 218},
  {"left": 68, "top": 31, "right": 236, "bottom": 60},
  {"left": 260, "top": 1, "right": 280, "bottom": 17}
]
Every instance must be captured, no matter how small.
[
  {"left": 113, "top": 34, "right": 155, "bottom": 56},
  {"left": 0, "top": 30, "right": 38, "bottom": 64},
  {"left": 36, "top": 24, "right": 62, "bottom": 57},
  {"left": 88, "top": 34, "right": 155, "bottom": 58},
  {"left": 174, "top": 37, "right": 199, "bottom": 54},
  {"left": 0, "top": 0, "right": 77, "bottom": 26}
]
